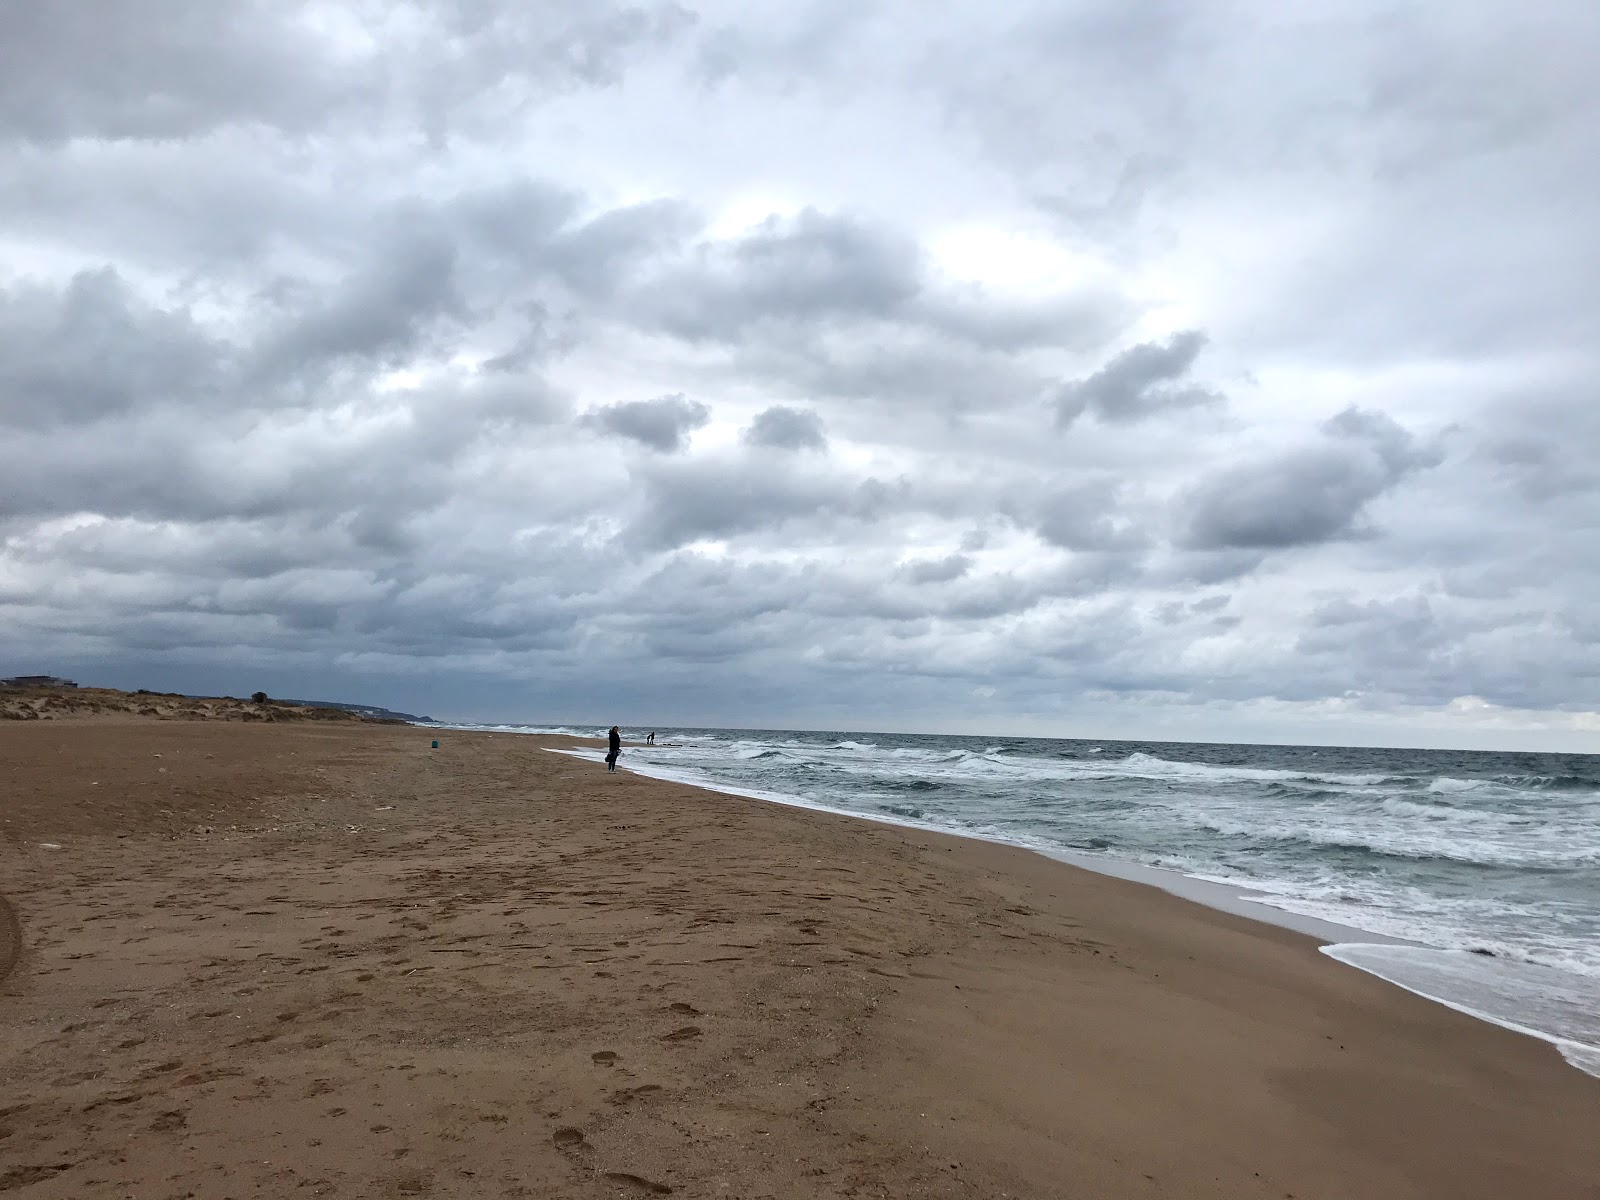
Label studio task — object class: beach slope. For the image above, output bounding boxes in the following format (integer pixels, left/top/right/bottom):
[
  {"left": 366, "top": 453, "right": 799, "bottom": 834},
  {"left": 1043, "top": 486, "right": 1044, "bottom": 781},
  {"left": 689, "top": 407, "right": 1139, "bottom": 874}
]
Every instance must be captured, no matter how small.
[{"left": 2, "top": 720, "right": 1595, "bottom": 1198}]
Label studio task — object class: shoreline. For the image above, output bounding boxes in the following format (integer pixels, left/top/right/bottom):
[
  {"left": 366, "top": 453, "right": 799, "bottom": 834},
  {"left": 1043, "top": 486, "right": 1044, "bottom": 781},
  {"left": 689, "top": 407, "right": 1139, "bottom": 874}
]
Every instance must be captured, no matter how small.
[
  {"left": 5, "top": 719, "right": 1597, "bottom": 1198},
  {"left": 545, "top": 743, "right": 1391, "bottom": 942},
  {"left": 549, "top": 741, "right": 1600, "bottom": 1079}
]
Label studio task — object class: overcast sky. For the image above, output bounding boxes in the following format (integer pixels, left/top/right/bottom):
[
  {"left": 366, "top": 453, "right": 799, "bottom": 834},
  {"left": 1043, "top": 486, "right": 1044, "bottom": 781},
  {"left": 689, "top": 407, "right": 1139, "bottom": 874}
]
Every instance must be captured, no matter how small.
[{"left": 3, "top": 1, "right": 1598, "bottom": 750}]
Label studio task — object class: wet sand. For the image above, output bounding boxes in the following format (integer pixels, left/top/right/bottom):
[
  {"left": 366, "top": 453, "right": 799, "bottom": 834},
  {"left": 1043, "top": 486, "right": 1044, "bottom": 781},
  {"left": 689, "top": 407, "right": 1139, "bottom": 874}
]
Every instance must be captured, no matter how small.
[{"left": 2, "top": 719, "right": 1597, "bottom": 1198}]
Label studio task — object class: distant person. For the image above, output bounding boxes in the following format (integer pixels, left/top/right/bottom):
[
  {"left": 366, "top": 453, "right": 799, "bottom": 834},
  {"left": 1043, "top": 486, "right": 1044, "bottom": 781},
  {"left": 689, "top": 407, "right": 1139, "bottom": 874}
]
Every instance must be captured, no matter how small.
[
  {"left": 647, "top": 731, "right": 655, "bottom": 745},
  {"left": 606, "top": 725, "right": 621, "bottom": 772}
]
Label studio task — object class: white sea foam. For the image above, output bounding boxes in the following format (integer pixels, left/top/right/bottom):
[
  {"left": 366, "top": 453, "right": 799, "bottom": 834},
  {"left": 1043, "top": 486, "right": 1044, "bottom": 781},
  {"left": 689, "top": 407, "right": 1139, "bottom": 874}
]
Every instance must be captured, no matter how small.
[
  {"left": 441, "top": 722, "right": 603, "bottom": 738},
  {"left": 1246, "top": 886, "right": 1600, "bottom": 979},
  {"left": 1190, "top": 811, "right": 1593, "bottom": 869},
  {"left": 1117, "top": 751, "right": 1395, "bottom": 788},
  {"left": 1378, "top": 796, "right": 1492, "bottom": 820},
  {"left": 1323, "top": 944, "right": 1600, "bottom": 1079},
  {"left": 544, "top": 747, "right": 966, "bottom": 838}
]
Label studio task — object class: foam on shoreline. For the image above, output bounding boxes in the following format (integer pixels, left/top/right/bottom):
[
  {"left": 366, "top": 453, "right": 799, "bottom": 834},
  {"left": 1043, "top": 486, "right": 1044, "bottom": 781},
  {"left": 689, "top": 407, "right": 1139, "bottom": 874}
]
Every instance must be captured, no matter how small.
[
  {"left": 1323, "top": 943, "right": 1600, "bottom": 1078},
  {"left": 546, "top": 742, "right": 1600, "bottom": 1079},
  {"left": 545, "top": 745, "right": 1393, "bottom": 938}
]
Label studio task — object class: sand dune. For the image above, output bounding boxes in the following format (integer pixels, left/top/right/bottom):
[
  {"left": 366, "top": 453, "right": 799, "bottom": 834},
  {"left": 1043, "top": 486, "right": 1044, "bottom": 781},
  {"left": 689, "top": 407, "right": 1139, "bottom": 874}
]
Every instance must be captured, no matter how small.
[{"left": 0, "top": 685, "right": 392, "bottom": 725}]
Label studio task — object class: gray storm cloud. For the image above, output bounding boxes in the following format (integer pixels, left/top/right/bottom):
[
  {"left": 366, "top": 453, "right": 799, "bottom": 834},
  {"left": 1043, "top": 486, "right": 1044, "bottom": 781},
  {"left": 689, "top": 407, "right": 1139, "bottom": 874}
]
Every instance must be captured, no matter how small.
[
  {"left": 1, "top": 0, "right": 1596, "bottom": 749},
  {"left": 584, "top": 393, "right": 711, "bottom": 453},
  {"left": 1180, "top": 408, "right": 1442, "bottom": 551},
  {"left": 744, "top": 405, "right": 827, "bottom": 451},
  {"left": 1056, "top": 331, "right": 1218, "bottom": 427}
]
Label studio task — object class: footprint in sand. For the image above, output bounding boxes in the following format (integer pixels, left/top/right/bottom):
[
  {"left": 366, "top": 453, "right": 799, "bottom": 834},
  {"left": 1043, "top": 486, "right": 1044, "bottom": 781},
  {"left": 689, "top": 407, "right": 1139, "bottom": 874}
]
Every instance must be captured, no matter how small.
[
  {"left": 603, "top": 1171, "right": 673, "bottom": 1194},
  {"left": 391, "top": 1168, "right": 432, "bottom": 1195},
  {"left": 591, "top": 1050, "right": 619, "bottom": 1066},
  {"left": 552, "top": 1126, "right": 586, "bottom": 1150},
  {"left": 608, "top": 1085, "right": 663, "bottom": 1106},
  {"left": 667, "top": 1002, "right": 701, "bottom": 1015},
  {"left": 0, "top": 1166, "right": 72, "bottom": 1190},
  {"left": 660, "top": 1026, "right": 701, "bottom": 1042}
]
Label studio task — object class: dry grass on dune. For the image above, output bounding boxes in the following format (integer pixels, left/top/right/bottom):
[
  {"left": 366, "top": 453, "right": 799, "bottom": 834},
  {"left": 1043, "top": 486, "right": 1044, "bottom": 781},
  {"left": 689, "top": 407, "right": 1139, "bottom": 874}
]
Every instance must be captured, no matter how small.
[{"left": 0, "top": 685, "right": 391, "bottom": 725}]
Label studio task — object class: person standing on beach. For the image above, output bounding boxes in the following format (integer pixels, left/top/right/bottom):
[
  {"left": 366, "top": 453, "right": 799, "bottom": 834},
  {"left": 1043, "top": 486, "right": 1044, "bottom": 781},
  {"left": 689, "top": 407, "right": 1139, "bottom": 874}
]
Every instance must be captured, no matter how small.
[{"left": 606, "top": 725, "right": 621, "bottom": 772}]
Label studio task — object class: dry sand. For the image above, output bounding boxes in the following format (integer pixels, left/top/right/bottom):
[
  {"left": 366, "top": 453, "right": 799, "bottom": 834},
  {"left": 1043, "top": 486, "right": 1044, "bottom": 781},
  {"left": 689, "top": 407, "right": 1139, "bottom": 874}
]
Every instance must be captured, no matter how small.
[{"left": 2, "top": 716, "right": 1596, "bottom": 1198}]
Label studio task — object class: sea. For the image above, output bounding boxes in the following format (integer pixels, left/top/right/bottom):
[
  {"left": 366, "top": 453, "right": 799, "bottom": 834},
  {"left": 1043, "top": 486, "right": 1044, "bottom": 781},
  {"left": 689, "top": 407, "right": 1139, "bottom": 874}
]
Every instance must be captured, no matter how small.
[{"left": 443, "top": 723, "right": 1600, "bottom": 1078}]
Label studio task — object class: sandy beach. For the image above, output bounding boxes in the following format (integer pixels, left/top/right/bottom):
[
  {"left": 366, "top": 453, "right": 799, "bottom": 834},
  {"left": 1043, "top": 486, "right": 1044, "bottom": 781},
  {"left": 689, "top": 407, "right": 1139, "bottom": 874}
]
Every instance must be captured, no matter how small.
[{"left": 2, "top": 715, "right": 1596, "bottom": 1198}]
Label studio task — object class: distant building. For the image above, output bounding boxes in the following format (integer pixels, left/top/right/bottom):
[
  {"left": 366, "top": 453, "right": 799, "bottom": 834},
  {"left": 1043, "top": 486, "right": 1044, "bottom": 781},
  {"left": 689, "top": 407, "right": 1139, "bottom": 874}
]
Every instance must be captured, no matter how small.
[{"left": 1, "top": 675, "right": 77, "bottom": 688}]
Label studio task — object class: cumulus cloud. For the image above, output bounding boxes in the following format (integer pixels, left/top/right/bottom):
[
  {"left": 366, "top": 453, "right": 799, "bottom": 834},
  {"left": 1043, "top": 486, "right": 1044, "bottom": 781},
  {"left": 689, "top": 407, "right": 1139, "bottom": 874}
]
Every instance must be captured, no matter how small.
[
  {"left": 744, "top": 405, "right": 827, "bottom": 451},
  {"left": 901, "top": 554, "right": 972, "bottom": 584},
  {"left": 0, "top": 1, "right": 698, "bottom": 145},
  {"left": 1056, "top": 330, "right": 1218, "bottom": 427},
  {"left": 583, "top": 394, "right": 710, "bottom": 453},
  {"left": 620, "top": 454, "right": 900, "bottom": 550},
  {"left": 1029, "top": 479, "right": 1147, "bottom": 553},
  {"left": 1179, "top": 407, "right": 1441, "bottom": 551},
  {"left": 0, "top": 269, "right": 228, "bottom": 429},
  {"left": 257, "top": 231, "right": 463, "bottom": 374},
  {"left": 638, "top": 209, "right": 921, "bottom": 340}
]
